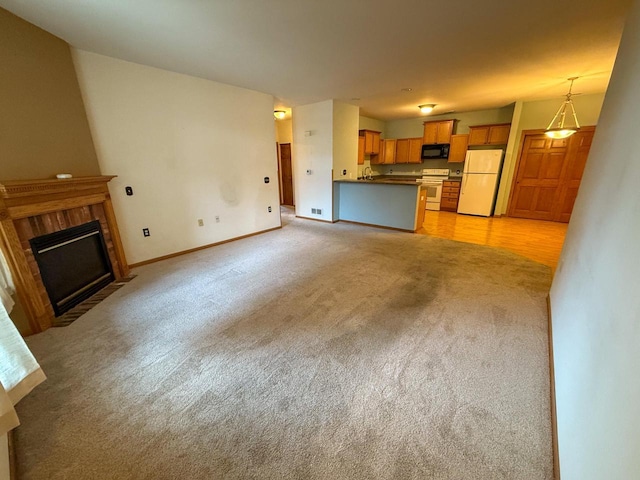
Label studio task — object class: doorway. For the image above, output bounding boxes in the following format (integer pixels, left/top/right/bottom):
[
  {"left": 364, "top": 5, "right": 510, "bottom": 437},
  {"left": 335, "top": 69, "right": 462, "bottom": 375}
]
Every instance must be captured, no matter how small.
[
  {"left": 508, "top": 127, "right": 595, "bottom": 222},
  {"left": 278, "top": 143, "right": 294, "bottom": 206}
]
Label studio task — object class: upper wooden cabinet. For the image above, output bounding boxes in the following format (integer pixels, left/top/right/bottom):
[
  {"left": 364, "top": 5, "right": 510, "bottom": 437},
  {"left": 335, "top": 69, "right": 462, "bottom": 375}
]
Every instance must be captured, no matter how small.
[
  {"left": 359, "top": 129, "right": 381, "bottom": 154},
  {"left": 395, "top": 138, "right": 410, "bottom": 163},
  {"left": 448, "top": 134, "right": 469, "bottom": 163},
  {"left": 388, "top": 137, "right": 422, "bottom": 164},
  {"left": 358, "top": 135, "right": 365, "bottom": 165},
  {"left": 378, "top": 139, "right": 396, "bottom": 164},
  {"left": 423, "top": 120, "right": 454, "bottom": 145},
  {"left": 468, "top": 123, "right": 511, "bottom": 146}
]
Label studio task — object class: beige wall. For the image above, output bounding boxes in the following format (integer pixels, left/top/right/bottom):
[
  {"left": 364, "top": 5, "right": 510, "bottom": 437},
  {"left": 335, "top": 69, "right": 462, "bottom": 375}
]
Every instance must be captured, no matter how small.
[
  {"left": 550, "top": 1, "right": 640, "bottom": 478},
  {"left": 0, "top": 8, "right": 100, "bottom": 181},
  {"left": 73, "top": 50, "right": 281, "bottom": 265}
]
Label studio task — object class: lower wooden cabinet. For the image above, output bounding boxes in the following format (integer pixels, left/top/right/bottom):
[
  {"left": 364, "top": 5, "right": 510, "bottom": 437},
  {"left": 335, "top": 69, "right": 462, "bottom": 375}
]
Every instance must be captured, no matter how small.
[{"left": 440, "top": 180, "right": 461, "bottom": 211}]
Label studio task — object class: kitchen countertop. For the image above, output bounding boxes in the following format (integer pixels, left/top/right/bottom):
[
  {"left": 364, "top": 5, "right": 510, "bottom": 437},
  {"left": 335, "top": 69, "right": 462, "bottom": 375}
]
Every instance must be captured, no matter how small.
[{"left": 335, "top": 178, "right": 422, "bottom": 186}]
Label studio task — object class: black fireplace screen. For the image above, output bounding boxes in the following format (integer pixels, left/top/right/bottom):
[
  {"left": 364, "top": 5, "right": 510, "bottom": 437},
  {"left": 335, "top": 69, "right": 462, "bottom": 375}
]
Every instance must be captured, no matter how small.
[{"left": 30, "top": 220, "right": 115, "bottom": 316}]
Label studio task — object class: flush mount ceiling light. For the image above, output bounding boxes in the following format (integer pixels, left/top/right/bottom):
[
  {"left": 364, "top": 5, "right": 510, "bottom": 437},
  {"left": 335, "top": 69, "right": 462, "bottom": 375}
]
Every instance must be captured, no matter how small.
[
  {"left": 419, "top": 104, "right": 436, "bottom": 114},
  {"left": 274, "top": 110, "right": 286, "bottom": 120},
  {"left": 545, "top": 77, "right": 581, "bottom": 139}
]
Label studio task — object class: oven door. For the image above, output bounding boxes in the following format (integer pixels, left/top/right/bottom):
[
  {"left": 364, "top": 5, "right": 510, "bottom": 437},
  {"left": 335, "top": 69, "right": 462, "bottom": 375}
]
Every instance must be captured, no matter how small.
[{"left": 424, "top": 181, "right": 443, "bottom": 210}]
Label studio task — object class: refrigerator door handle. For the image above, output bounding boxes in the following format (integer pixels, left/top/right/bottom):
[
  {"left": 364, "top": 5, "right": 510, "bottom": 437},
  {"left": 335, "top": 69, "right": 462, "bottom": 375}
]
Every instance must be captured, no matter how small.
[{"left": 462, "top": 174, "right": 468, "bottom": 194}]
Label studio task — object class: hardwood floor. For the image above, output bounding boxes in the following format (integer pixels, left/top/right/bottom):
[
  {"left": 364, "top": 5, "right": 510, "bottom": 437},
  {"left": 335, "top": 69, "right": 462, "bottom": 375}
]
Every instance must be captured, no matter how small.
[{"left": 419, "top": 211, "right": 568, "bottom": 270}]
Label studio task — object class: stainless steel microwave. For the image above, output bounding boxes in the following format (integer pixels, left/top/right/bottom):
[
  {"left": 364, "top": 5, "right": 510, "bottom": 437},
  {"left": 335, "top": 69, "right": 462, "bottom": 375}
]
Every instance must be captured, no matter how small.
[{"left": 421, "top": 144, "right": 449, "bottom": 160}]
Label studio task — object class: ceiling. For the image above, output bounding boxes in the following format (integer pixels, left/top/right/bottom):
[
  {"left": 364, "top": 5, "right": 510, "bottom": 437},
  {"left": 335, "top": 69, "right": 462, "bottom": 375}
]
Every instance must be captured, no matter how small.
[{"left": 0, "top": 0, "right": 632, "bottom": 120}]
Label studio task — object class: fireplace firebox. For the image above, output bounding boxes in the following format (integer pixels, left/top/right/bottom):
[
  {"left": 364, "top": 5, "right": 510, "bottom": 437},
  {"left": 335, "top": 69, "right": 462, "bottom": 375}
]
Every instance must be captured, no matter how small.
[{"left": 29, "top": 220, "right": 115, "bottom": 316}]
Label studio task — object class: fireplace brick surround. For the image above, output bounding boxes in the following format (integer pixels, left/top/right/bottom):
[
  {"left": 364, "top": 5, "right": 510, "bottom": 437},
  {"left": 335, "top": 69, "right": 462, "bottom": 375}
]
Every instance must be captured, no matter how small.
[{"left": 0, "top": 176, "right": 129, "bottom": 335}]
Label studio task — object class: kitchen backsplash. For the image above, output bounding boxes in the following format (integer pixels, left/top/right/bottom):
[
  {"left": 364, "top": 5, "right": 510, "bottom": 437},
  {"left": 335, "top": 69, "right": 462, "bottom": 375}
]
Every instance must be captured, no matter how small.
[{"left": 378, "top": 159, "right": 464, "bottom": 176}]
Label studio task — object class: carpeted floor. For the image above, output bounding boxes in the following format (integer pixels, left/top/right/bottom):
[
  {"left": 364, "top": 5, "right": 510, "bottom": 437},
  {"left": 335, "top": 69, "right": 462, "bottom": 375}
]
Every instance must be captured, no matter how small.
[{"left": 15, "top": 211, "right": 553, "bottom": 479}]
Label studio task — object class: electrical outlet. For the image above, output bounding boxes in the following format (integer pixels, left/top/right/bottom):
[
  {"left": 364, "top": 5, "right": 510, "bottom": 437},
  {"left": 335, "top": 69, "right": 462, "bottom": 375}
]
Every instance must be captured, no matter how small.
[
  {"left": 198, "top": 219, "right": 204, "bottom": 226},
  {"left": 125, "top": 186, "right": 133, "bottom": 196},
  {"left": 342, "top": 169, "right": 347, "bottom": 175},
  {"left": 215, "top": 216, "right": 220, "bottom": 223},
  {"left": 142, "top": 228, "right": 150, "bottom": 237},
  {"left": 268, "top": 206, "right": 272, "bottom": 212},
  {"left": 311, "top": 208, "right": 317, "bottom": 214},
  {"left": 317, "top": 208, "right": 322, "bottom": 215}
]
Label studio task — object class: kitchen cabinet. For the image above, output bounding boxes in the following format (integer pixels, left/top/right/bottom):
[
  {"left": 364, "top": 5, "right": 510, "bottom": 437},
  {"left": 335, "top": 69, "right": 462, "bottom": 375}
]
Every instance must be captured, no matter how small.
[
  {"left": 387, "top": 137, "right": 423, "bottom": 164},
  {"left": 395, "top": 138, "right": 410, "bottom": 163},
  {"left": 468, "top": 123, "right": 511, "bottom": 146},
  {"left": 408, "top": 137, "right": 422, "bottom": 163},
  {"left": 358, "top": 135, "right": 365, "bottom": 165},
  {"left": 359, "top": 129, "right": 381, "bottom": 154},
  {"left": 448, "top": 134, "right": 469, "bottom": 163},
  {"left": 375, "top": 139, "right": 395, "bottom": 164},
  {"left": 440, "top": 180, "right": 461, "bottom": 212},
  {"left": 423, "top": 120, "right": 454, "bottom": 145}
]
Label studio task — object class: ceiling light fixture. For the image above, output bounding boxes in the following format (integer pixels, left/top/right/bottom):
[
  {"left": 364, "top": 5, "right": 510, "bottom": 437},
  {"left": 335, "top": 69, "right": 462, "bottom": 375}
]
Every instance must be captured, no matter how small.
[
  {"left": 274, "top": 110, "right": 286, "bottom": 120},
  {"left": 419, "top": 104, "right": 436, "bottom": 114},
  {"left": 545, "top": 77, "right": 581, "bottom": 139}
]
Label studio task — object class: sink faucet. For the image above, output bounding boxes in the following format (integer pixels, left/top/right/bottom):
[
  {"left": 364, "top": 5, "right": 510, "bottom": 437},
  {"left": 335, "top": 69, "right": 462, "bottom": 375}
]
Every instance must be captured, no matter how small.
[{"left": 363, "top": 166, "right": 372, "bottom": 180}]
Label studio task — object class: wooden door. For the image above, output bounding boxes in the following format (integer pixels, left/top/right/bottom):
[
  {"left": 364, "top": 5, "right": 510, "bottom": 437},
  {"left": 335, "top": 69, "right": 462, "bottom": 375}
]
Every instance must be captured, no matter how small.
[
  {"left": 509, "top": 135, "right": 568, "bottom": 220},
  {"left": 279, "top": 143, "right": 294, "bottom": 206},
  {"left": 555, "top": 128, "right": 595, "bottom": 222},
  {"left": 508, "top": 127, "right": 595, "bottom": 222}
]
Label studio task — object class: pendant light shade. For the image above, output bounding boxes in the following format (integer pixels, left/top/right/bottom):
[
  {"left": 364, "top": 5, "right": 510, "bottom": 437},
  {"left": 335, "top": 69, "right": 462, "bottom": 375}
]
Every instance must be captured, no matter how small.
[
  {"left": 545, "top": 77, "right": 581, "bottom": 139},
  {"left": 274, "top": 110, "right": 286, "bottom": 120}
]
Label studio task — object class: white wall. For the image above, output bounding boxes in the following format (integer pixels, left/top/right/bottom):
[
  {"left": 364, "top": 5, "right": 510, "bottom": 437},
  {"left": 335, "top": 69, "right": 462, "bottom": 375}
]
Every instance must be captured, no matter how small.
[
  {"left": 333, "top": 102, "right": 359, "bottom": 181},
  {"left": 550, "top": 1, "right": 640, "bottom": 478},
  {"left": 292, "top": 100, "right": 334, "bottom": 221},
  {"left": 72, "top": 50, "right": 281, "bottom": 265}
]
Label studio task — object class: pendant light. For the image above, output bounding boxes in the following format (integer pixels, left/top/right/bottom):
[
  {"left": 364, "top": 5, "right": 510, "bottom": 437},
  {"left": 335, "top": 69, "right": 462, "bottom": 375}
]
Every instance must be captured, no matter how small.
[
  {"left": 274, "top": 110, "right": 286, "bottom": 120},
  {"left": 545, "top": 77, "right": 581, "bottom": 139}
]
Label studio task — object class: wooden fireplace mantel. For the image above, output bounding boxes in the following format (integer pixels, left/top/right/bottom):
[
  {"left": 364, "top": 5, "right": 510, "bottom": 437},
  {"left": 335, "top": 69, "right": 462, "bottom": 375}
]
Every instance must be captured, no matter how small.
[{"left": 0, "top": 175, "right": 129, "bottom": 335}]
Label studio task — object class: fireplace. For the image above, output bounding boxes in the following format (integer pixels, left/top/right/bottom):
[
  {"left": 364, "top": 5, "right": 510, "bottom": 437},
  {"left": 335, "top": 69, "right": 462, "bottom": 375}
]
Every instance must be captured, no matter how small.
[
  {"left": 30, "top": 220, "right": 115, "bottom": 316},
  {"left": 0, "top": 176, "right": 129, "bottom": 334}
]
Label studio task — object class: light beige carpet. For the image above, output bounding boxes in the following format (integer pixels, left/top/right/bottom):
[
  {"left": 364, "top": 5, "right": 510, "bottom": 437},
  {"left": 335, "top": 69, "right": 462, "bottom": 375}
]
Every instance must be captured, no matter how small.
[{"left": 15, "top": 211, "right": 553, "bottom": 479}]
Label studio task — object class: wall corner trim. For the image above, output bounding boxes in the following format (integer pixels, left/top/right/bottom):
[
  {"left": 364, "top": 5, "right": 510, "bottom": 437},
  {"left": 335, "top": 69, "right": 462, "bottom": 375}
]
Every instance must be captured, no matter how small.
[{"left": 547, "top": 294, "right": 561, "bottom": 480}]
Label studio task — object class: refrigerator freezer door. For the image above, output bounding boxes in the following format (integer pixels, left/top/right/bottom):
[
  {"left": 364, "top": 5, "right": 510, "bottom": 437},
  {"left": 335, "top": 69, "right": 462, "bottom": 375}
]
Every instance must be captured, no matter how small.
[
  {"left": 457, "top": 173, "right": 499, "bottom": 216},
  {"left": 464, "top": 149, "right": 503, "bottom": 174}
]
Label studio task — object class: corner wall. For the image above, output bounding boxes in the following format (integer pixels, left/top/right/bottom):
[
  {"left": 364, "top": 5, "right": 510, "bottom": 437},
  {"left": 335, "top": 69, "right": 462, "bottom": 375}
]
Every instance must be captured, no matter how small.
[
  {"left": 73, "top": 50, "right": 281, "bottom": 265},
  {"left": 550, "top": 0, "right": 640, "bottom": 477},
  {"left": 0, "top": 7, "right": 100, "bottom": 181}
]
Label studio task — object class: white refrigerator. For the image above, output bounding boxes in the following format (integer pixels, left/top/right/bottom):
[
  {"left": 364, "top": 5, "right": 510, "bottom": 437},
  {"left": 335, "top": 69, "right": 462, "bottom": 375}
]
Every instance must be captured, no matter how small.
[{"left": 457, "top": 149, "right": 503, "bottom": 216}]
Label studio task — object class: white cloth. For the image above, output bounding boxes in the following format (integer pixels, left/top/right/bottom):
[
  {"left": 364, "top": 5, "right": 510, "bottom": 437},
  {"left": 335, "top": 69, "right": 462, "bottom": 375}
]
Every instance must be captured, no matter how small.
[{"left": 0, "top": 296, "right": 46, "bottom": 435}]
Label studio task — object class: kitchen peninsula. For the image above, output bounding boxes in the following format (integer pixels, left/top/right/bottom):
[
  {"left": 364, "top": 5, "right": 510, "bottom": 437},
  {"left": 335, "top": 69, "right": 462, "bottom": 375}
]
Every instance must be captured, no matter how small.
[{"left": 333, "top": 178, "right": 426, "bottom": 232}]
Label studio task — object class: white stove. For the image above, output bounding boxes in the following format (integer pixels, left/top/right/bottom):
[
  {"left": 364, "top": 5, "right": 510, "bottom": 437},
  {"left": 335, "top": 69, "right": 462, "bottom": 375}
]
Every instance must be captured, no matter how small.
[{"left": 417, "top": 168, "right": 450, "bottom": 210}]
